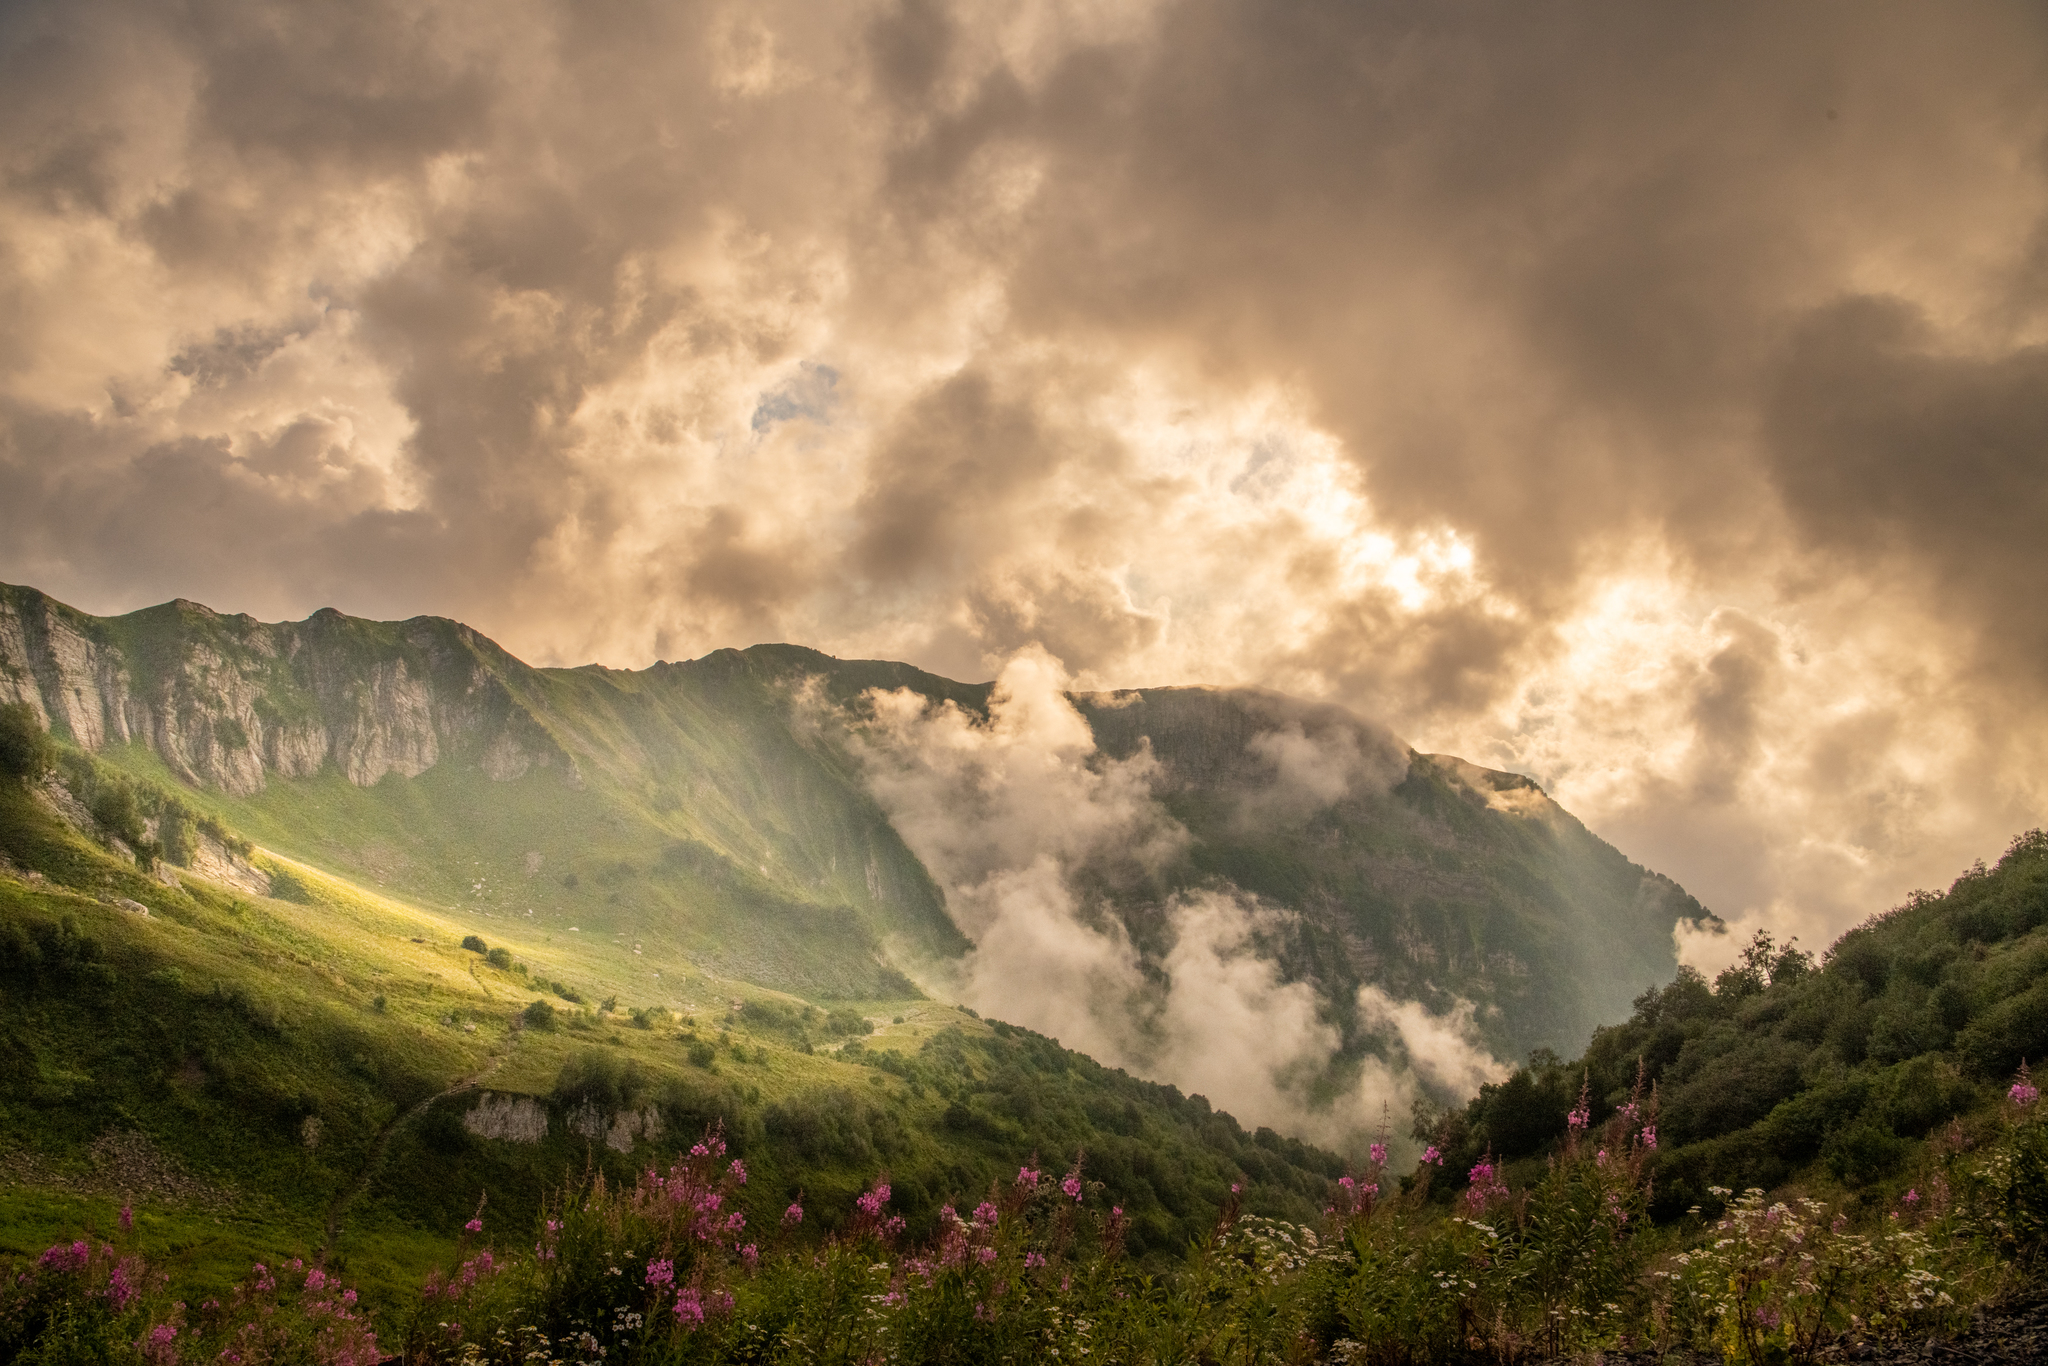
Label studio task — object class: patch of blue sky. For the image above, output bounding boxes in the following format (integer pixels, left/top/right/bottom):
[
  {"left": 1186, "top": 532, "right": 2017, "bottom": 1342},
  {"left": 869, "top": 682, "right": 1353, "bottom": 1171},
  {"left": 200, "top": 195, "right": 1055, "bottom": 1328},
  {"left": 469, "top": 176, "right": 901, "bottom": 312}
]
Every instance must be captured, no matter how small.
[{"left": 749, "top": 362, "right": 840, "bottom": 432}]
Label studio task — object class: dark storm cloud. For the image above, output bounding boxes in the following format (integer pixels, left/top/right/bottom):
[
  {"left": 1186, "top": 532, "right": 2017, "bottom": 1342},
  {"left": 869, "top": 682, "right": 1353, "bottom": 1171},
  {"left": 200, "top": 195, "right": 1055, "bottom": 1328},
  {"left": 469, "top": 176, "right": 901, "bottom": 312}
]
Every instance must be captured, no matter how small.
[{"left": 1764, "top": 297, "right": 2048, "bottom": 675}]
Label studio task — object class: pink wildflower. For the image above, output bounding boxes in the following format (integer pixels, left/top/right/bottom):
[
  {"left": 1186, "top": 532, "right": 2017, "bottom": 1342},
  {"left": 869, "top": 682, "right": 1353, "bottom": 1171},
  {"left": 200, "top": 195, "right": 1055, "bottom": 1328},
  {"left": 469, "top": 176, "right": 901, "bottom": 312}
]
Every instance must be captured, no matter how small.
[
  {"left": 1641, "top": 1126, "right": 1657, "bottom": 1150},
  {"left": 120, "top": 1205, "right": 133, "bottom": 1232},
  {"left": 741, "top": 1244, "right": 759, "bottom": 1269},
  {"left": 1025, "top": 1251, "right": 1046, "bottom": 1269},
  {"left": 463, "top": 1218, "right": 482, "bottom": 1234},
  {"left": 675, "top": 1287, "right": 704, "bottom": 1326},
  {"left": 647, "top": 1258, "right": 675, "bottom": 1288},
  {"left": 973, "top": 1201, "right": 999, "bottom": 1226},
  {"left": 1369, "top": 1142, "right": 1388, "bottom": 1166},
  {"left": 1596, "top": 1149, "right": 1608, "bottom": 1166},
  {"left": 1338, "top": 1176, "right": 1355, "bottom": 1193},
  {"left": 729, "top": 1158, "right": 748, "bottom": 1184},
  {"left": 1567, "top": 1106, "right": 1590, "bottom": 1130},
  {"left": 856, "top": 1184, "right": 892, "bottom": 1217},
  {"left": 2010, "top": 1063, "right": 2039, "bottom": 1107},
  {"left": 1421, "top": 1145, "right": 1442, "bottom": 1165},
  {"left": 1904, "top": 1189, "right": 1920, "bottom": 1205},
  {"left": 784, "top": 1202, "right": 804, "bottom": 1225},
  {"left": 1061, "top": 1174, "right": 1083, "bottom": 1202},
  {"left": 1017, "top": 1165, "right": 1041, "bottom": 1187},
  {"left": 977, "top": 1245, "right": 997, "bottom": 1264},
  {"left": 107, "top": 1260, "right": 139, "bottom": 1312}
]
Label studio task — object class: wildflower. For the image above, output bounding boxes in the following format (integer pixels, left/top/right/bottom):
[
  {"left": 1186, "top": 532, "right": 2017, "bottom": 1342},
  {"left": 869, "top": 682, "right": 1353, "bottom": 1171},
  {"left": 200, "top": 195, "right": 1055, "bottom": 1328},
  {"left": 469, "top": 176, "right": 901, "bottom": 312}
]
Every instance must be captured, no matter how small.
[
  {"left": 1231, "top": 1182, "right": 1242, "bottom": 1194},
  {"left": 646, "top": 1258, "right": 675, "bottom": 1288},
  {"left": 1640, "top": 1126, "right": 1657, "bottom": 1150},
  {"left": 675, "top": 1288, "right": 705, "bottom": 1327},
  {"left": 973, "top": 1201, "right": 999, "bottom": 1227},
  {"left": 1370, "top": 1142, "right": 1388, "bottom": 1166},
  {"left": 856, "top": 1184, "right": 892, "bottom": 1217},
  {"left": 1903, "top": 1189, "right": 1920, "bottom": 1205},
  {"left": 120, "top": 1205, "right": 133, "bottom": 1232},
  {"left": 1567, "top": 1106, "right": 1590, "bottom": 1130},
  {"left": 784, "top": 1202, "right": 804, "bottom": 1225},
  {"left": 1025, "top": 1251, "right": 1046, "bottom": 1269},
  {"left": 2010, "top": 1063, "right": 2039, "bottom": 1107},
  {"left": 1062, "top": 1174, "right": 1083, "bottom": 1202},
  {"left": 741, "top": 1243, "right": 759, "bottom": 1269},
  {"left": 1421, "top": 1145, "right": 1442, "bottom": 1165},
  {"left": 1338, "top": 1176, "right": 1356, "bottom": 1193},
  {"left": 463, "top": 1218, "right": 482, "bottom": 1234},
  {"left": 978, "top": 1246, "right": 997, "bottom": 1264},
  {"left": 1596, "top": 1149, "right": 1608, "bottom": 1166},
  {"left": 108, "top": 1260, "right": 139, "bottom": 1312},
  {"left": 40, "top": 1240, "right": 89, "bottom": 1272},
  {"left": 730, "top": 1158, "right": 748, "bottom": 1183},
  {"left": 1017, "top": 1165, "right": 1041, "bottom": 1187}
]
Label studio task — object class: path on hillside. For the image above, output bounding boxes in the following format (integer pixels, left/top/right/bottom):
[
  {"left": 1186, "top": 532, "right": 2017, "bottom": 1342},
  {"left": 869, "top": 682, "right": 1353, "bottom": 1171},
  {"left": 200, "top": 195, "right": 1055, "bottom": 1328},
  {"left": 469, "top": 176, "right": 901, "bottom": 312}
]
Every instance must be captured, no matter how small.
[{"left": 321, "top": 1039, "right": 514, "bottom": 1258}]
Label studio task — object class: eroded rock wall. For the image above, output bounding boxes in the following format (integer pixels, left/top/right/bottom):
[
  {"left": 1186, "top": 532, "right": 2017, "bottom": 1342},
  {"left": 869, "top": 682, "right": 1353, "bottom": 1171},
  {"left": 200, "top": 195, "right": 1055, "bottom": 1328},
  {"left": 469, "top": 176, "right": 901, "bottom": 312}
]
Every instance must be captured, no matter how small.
[{"left": 0, "top": 584, "right": 573, "bottom": 794}]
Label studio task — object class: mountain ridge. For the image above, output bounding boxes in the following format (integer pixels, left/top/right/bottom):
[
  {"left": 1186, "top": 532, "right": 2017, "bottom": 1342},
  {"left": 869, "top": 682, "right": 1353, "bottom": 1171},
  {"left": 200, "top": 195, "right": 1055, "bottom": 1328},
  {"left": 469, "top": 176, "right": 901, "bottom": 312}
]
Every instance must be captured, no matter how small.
[{"left": 0, "top": 582, "right": 1716, "bottom": 1096}]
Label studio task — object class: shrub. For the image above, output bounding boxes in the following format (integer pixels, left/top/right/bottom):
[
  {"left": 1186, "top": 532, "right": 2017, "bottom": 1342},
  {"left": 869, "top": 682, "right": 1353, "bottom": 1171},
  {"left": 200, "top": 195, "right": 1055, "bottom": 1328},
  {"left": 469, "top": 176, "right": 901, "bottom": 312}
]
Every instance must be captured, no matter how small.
[
  {"left": 553, "top": 1048, "right": 647, "bottom": 1110},
  {"left": 461, "top": 934, "right": 487, "bottom": 954},
  {"left": 485, "top": 947, "right": 513, "bottom": 970},
  {"left": 522, "top": 1000, "right": 557, "bottom": 1031}
]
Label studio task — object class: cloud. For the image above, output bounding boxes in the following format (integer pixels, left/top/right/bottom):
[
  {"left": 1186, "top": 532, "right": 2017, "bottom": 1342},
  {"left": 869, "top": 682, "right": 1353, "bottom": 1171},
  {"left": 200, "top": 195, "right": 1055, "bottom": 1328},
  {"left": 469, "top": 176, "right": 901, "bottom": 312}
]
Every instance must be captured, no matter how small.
[
  {"left": 855, "top": 648, "right": 1474, "bottom": 1147},
  {"left": 4, "top": 0, "right": 2047, "bottom": 983},
  {"left": 1355, "top": 986, "right": 1510, "bottom": 1103}
]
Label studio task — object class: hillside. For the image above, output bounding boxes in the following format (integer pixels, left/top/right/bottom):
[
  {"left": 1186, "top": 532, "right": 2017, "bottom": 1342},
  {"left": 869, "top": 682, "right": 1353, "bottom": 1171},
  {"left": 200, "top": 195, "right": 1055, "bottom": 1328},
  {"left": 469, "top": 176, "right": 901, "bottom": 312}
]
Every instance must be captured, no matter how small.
[
  {"left": 0, "top": 753, "right": 1345, "bottom": 1317},
  {"left": 0, "top": 583, "right": 1713, "bottom": 1111},
  {"left": 1430, "top": 829, "right": 2048, "bottom": 1218}
]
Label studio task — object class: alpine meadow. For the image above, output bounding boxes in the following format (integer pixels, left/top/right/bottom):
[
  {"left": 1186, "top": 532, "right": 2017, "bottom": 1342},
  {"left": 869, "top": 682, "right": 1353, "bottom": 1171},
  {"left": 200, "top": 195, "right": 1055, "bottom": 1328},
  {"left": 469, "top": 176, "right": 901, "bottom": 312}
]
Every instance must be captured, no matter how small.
[{"left": 4, "top": 1, "right": 2048, "bottom": 1362}]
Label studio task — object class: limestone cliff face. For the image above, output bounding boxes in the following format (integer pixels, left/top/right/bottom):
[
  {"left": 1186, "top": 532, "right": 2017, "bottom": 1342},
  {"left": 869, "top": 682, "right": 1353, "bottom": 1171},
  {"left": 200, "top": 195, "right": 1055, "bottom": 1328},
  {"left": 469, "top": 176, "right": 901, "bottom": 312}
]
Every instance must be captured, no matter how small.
[{"left": 0, "top": 584, "right": 574, "bottom": 795}]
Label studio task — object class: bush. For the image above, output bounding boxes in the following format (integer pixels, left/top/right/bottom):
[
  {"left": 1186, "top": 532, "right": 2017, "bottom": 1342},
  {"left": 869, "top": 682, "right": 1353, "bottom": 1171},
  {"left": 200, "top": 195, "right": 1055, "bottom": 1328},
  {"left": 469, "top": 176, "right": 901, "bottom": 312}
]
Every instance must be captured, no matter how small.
[
  {"left": 521, "top": 1000, "right": 557, "bottom": 1031},
  {"left": 0, "top": 701, "right": 54, "bottom": 785},
  {"left": 461, "top": 934, "right": 487, "bottom": 954},
  {"left": 484, "top": 947, "right": 513, "bottom": 970},
  {"left": 553, "top": 1048, "right": 647, "bottom": 1110}
]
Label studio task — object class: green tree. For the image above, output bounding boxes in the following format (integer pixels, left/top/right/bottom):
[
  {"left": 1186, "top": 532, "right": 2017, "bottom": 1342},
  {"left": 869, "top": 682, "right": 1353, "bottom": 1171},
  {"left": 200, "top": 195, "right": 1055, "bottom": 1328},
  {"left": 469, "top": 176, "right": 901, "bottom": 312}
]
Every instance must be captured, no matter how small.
[{"left": 0, "top": 702, "right": 54, "bottom": 785}]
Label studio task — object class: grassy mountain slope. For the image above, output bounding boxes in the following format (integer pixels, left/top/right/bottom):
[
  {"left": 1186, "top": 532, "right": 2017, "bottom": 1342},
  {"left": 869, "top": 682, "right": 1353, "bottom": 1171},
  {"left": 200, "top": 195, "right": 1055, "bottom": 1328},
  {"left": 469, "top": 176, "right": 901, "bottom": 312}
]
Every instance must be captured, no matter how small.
[
  {"left": 1429, "top": 829, "right": 2048, "bottom": 1218},
  {"left": 0, "top": 762, "right": 1345, "bottom": 1326},
  {"left": 0, "top": 583, "right": 1714, "bottom": 1083}
]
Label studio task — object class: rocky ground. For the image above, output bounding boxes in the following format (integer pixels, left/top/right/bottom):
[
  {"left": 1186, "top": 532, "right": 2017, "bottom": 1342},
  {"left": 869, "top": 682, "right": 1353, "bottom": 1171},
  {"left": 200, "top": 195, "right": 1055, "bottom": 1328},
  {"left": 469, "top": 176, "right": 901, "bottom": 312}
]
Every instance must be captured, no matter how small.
[{"left": 0, "top": 1129, "right": 238, "bottom": 1211}]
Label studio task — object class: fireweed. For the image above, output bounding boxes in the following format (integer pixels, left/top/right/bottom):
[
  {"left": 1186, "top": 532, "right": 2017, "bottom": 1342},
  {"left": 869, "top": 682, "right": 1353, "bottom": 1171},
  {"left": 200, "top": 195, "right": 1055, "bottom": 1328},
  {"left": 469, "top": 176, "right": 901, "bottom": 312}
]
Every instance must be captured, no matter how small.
[
  {"left": 0, "top": 1230, "right": 377, "bottom": 1366},
  {"left": 8, "top": 1067, "right": 2043, "bottom": 1364}
]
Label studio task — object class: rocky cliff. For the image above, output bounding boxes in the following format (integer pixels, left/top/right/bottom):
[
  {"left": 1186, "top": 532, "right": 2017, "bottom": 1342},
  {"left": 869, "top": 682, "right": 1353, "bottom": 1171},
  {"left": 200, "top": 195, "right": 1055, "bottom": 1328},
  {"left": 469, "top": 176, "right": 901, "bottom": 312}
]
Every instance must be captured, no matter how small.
[{"left": 0, "top": 584, "right": 575, "bottom": 796}]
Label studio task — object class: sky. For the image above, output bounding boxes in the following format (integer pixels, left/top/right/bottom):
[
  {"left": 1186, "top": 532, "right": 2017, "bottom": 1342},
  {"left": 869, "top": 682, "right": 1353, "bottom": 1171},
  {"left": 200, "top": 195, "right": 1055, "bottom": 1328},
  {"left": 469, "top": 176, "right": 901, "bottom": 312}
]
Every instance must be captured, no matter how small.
[{"left": 4, "top": 0, "right": 2048, "bottom": 969}]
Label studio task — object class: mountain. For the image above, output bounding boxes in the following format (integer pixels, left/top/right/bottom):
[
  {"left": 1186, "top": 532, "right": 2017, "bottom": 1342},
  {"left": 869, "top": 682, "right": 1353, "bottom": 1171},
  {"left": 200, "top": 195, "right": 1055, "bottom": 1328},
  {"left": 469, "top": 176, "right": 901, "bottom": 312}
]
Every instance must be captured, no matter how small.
[{"left": 0, "top": 582, "right": 1713, "bottom": 1087}]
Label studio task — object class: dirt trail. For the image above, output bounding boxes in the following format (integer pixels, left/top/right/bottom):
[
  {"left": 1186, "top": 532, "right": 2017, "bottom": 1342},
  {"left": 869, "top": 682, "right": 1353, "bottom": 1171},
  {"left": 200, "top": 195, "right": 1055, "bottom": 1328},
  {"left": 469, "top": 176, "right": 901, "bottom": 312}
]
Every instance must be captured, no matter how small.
[{"left": 321, "top": 1040, "right": 514, "bottom": 1257}]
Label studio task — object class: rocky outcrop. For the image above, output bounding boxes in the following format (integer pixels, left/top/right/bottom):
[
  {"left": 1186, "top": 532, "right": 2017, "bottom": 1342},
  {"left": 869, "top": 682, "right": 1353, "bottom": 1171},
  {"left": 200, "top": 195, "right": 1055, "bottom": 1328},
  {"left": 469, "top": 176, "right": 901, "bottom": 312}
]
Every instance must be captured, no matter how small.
[
  {"left": 565, "top": 1102, "right": 666, "bottom": 1153},
  {"left": 0, "top": 585, "right": 575, "bottom": 795},
  {"left": 461, "top": 1093, "right": 550, "bottom": 1144}
]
